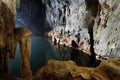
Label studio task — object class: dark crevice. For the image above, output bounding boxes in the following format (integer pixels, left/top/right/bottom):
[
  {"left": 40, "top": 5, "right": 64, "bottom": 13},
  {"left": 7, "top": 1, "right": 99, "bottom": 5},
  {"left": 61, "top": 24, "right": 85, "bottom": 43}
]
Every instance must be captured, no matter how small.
[
  {"left": 88, "top": 20, "right": 96, "bottom": 66},
  {"left": 85, "top": 0, "right": 99, "bottom": 17},
  {"left": 85, "top": 0, "right": 100, "bottom": 66}
]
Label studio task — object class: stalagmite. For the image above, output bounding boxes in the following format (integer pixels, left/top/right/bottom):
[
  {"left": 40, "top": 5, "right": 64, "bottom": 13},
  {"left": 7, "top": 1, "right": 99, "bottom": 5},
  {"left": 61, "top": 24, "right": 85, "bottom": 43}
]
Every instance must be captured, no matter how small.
[
  {"left": 20, "top": 37, "right": 32, "bottom": 78},
  {"left": 16, "top": 27, "right": 32, "bottom": 78}
]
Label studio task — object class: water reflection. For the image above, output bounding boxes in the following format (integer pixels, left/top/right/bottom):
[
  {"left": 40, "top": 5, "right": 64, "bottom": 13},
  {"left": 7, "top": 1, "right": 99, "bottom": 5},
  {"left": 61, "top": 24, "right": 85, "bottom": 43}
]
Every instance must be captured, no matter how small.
[
  {"left": 53, "top": 40, "right": 91, "bottom": 67},
  {"left": 10, "top": 37, "right": 98, "bottom": 77}
]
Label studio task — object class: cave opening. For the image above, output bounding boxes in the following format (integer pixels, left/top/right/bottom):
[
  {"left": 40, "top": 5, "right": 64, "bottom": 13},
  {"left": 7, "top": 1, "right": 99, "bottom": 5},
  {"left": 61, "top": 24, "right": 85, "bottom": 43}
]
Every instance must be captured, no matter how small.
[{"left": 16, "top": 0, "right": 46, "bottom": 36}]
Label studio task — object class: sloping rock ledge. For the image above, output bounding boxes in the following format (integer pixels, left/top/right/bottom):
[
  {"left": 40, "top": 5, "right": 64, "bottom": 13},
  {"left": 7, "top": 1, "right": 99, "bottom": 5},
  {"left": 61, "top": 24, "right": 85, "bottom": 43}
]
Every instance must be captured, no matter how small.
[{"left": 34, "top": 59, "right": 120, "bottom": 80}]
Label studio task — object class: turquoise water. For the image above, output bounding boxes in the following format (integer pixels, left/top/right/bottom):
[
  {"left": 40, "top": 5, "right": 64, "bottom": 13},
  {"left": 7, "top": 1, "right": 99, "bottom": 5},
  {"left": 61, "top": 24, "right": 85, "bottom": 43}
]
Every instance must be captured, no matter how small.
[{"left": 10, "top": 37, "right": 90, "bottom": 77}]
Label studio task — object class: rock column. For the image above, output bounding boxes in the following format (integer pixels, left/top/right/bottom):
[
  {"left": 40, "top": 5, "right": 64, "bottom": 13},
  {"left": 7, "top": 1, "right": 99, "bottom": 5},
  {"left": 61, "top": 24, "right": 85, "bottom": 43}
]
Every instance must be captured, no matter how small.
[{"left": 17, "top": 27, "right": 32, "bottom": 78}]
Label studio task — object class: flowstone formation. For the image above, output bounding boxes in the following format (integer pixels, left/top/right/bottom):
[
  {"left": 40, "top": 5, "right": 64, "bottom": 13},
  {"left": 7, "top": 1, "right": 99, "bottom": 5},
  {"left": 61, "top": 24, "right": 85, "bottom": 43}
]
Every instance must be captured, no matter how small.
[{"left": 0, "top": 0, "right": 32, "bottom": 79}]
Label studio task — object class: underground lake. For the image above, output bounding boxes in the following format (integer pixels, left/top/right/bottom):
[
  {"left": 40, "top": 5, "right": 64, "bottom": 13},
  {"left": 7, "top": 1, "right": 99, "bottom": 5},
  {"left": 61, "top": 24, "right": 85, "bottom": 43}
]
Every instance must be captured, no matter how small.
[{"left": 9, "top": 37, "right": 92, "bottom": 77}]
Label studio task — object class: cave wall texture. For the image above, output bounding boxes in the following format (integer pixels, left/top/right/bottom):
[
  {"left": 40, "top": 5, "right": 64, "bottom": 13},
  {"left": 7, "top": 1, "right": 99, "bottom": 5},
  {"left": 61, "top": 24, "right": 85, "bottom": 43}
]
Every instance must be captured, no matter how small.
[
  {"left": 46, "top": 0, "right": 120, "bottom": 59},
  {"left": 0, "top": 0, "right": 120, "bottom": 79},
  {"left": 0, "top": 0, "right": 16, "bottom": 73},
  {"left": 0, "top": 0, "right": 32, "bottom": 78}
]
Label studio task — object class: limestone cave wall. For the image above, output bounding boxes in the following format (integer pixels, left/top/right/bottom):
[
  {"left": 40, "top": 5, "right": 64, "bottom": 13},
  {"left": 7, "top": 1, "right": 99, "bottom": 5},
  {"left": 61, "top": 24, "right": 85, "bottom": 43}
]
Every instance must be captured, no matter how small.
[
  {"left": 46, "top": 0, "right": 120, "bottom": 59},
  {"left": 94, "top": 0, "right": 120, "bottom": 58},
  {"left": 0, "top": 0, "right": 32, "bottom": 79},
  {"left": 0, "top": 0, "right": 120, "bottom": 79}
]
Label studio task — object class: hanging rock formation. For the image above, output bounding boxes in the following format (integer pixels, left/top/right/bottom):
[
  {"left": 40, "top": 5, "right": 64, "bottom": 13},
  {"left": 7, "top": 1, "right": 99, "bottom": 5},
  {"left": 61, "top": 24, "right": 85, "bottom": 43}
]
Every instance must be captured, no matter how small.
[
  {"left": 0, "top": 0, "right": 120, "bottom": 79},
  {"left": 0, "top": 0, "right": 32, "bottom": 79},
  {"left": 46, "top": 0, "right": 120, "bottom": 59}
]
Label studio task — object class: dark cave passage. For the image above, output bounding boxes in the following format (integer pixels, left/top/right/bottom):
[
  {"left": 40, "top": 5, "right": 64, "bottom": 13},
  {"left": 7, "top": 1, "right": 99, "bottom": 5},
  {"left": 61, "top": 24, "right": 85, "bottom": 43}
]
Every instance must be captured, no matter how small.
[{"left": 16, "top": 0, "right": 46, "bottom": 36}]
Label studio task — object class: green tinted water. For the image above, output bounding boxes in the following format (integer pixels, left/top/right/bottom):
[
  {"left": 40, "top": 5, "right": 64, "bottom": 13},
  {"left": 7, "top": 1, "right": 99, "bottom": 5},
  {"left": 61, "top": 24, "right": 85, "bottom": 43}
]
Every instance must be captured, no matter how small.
[{"left": 10, "top": 37, "right": 90, "bottom": 77}]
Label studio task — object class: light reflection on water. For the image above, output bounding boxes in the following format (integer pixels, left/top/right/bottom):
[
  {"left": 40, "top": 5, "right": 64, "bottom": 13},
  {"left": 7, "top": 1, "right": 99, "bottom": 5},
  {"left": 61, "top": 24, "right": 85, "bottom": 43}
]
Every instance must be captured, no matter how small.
[{"left": 10, "top": 37, "right": 91, "bottom": 77}]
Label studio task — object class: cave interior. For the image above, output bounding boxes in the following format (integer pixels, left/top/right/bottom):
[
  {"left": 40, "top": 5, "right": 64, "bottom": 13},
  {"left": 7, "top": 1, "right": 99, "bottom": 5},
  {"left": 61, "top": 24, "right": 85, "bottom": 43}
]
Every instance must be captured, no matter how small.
[{"left": 0, "top": 0, "right": 120, "bottom": 79}]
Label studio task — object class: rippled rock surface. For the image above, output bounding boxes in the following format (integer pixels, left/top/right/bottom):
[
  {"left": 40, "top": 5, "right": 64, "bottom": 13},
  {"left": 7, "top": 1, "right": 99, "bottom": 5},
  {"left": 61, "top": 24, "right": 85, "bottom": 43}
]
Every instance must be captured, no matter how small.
[{"left": 34, "top": 59, "right": 120, "bottom": 80}]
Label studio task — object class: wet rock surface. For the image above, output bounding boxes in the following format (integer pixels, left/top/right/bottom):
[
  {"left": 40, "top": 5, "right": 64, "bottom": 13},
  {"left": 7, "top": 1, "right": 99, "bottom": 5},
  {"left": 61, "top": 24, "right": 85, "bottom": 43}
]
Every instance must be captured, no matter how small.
[
  {"left": 34, "top": 59, "right": 120, "bottom": 80},
  {"left": 46, "top": 0, "right": 120, "bottom": 59}
]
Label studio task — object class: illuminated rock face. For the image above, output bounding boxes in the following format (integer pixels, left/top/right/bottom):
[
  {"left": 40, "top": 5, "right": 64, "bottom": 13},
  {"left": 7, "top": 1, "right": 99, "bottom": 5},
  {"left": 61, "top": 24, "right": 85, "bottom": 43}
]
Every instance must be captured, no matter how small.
[
  {"left": 93, "top": 0, "right": 120, "bottom": 58},
  {"left": 0, "top": 0, "right": 32, "bottom": 78},
  {"left": 46, "top": 0, "right": 120, "bottom": 59},
  {"left": 46, "top": 0, "right": 91, "bottom": 55},
  {"left": 34, "top": 59, "right": 120, "bottom": 80}
]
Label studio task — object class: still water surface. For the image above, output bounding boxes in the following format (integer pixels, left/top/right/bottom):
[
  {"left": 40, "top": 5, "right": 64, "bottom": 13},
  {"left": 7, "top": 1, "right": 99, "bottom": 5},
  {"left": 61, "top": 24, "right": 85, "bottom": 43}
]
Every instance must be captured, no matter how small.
[{"left": 10, "top": 37, "right": 90, "bottom": 77}]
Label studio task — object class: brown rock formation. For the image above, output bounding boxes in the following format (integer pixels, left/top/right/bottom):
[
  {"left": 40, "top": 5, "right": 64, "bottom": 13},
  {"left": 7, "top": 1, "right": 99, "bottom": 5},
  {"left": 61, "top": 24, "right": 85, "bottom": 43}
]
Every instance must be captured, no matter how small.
[
  {"left": 33, "top": 59, "right": 120, "bottom": 80},
  {"left": 15, "top": 27, "right": 33, "bottom": 78},
  {"left": 0, "top": 0, "right": 32, "bottom": 79},
  {"left": 0, "top": 0, "right": 16, "bottom": 74}
]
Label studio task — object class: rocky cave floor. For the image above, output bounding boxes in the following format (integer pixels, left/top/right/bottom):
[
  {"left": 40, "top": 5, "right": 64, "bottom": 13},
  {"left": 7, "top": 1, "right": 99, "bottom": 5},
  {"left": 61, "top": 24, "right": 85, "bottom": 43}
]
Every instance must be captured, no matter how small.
[{"left": 1, "top": 58, "right": 120, "bottom": 80}]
